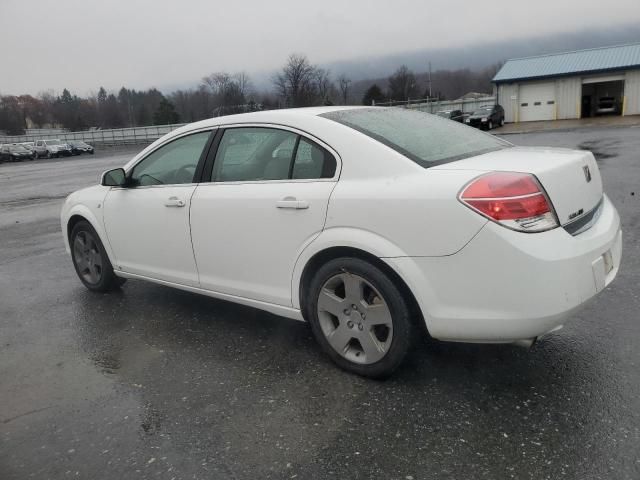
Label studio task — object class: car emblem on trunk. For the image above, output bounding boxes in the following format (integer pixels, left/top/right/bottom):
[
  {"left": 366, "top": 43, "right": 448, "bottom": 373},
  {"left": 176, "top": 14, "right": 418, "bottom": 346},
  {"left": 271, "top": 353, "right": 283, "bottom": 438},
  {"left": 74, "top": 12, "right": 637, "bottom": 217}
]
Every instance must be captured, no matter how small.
[{"left": 583, "top": 165, "right": 592, "bottom": 183}]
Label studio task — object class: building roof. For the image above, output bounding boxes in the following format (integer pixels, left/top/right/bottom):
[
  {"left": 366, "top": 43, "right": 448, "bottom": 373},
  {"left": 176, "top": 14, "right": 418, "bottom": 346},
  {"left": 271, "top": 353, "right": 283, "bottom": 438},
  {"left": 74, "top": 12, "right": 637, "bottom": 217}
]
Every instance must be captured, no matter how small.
[{"left": 493, "top": 42, "right": 640, "bottom": 83}]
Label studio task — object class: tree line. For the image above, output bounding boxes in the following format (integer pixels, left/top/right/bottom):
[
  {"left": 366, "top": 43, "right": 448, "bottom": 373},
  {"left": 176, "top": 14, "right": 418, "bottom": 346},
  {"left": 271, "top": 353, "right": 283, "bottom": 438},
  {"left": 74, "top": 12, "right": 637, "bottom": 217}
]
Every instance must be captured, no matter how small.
[{"left": 0, "top": 53, "right": 499, "bottom": 135}]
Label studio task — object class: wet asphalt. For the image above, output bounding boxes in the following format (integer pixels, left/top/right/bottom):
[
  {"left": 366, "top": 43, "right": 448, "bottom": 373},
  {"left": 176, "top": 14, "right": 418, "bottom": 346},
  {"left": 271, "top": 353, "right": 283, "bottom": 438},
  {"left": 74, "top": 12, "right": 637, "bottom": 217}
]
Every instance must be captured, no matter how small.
[{"left": 1, "top": 127, "right": 639, "bottom": 480}]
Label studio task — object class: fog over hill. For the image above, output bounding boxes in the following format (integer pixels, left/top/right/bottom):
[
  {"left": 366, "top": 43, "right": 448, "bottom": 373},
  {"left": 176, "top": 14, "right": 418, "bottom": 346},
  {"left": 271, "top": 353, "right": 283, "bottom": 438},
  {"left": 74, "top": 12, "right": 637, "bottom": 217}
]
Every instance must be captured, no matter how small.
[{"left": 245, "top": 24, "right": 640, "bottom": 95}]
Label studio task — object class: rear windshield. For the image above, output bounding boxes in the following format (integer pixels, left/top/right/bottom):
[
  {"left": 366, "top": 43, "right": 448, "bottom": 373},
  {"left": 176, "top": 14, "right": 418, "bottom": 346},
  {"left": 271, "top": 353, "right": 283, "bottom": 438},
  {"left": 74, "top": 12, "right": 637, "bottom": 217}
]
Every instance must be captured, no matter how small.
[{"left": 321, "top": 108, "right": 510, "bottom": 167}]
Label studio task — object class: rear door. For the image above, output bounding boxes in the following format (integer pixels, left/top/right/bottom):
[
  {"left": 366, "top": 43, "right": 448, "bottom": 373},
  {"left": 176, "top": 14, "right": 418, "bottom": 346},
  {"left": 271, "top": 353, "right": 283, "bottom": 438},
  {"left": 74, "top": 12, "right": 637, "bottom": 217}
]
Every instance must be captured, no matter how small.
[{"left": 190, "top": 126, "right": 339, "bottom": 306}]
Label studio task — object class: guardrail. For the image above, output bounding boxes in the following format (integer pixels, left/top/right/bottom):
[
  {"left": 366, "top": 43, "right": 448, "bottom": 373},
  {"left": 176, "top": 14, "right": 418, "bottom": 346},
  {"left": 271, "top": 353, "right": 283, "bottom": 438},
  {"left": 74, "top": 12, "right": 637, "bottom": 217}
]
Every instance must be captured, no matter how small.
[
  {"left": 0, "top": 123, "right": 187, "bottom": 146},
  {"left": 0, "top": 99, "right": 498, "bottom": 146},
  {"left": 376, "top": 96, "right": 497, "bottom": 114}
]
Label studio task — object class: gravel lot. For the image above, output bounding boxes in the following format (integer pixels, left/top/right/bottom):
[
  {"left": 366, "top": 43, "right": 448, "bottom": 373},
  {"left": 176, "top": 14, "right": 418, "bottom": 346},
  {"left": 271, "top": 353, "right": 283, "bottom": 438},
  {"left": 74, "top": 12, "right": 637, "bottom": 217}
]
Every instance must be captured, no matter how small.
[{"left": 1, "top": 127, "right": 639, "bottom": 480}]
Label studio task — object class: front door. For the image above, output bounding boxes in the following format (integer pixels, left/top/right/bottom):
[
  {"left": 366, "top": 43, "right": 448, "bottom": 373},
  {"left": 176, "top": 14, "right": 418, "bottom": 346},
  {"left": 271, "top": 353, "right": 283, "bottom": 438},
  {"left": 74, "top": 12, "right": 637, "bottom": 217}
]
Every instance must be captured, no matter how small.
[
  {"left": 103, "top": 130, "right": 213, "bottom": 286},
  {"left": 190, "top": 126, "right": 339, "bottom": 306}
]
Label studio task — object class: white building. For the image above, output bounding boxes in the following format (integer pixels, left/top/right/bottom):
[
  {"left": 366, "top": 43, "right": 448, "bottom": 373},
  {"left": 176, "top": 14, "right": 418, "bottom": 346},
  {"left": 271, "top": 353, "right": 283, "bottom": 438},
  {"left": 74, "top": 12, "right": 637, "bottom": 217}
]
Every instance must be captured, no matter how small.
[{"left": 493, "top": 43, "right": 640, "bottom": 123}]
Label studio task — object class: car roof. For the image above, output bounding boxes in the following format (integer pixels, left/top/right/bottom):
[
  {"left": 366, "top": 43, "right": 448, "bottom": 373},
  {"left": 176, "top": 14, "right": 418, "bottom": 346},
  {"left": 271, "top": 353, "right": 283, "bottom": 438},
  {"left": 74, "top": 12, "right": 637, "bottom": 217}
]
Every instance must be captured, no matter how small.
[{"left": 177, "top": 106, "right": 365, "bottom": 130}]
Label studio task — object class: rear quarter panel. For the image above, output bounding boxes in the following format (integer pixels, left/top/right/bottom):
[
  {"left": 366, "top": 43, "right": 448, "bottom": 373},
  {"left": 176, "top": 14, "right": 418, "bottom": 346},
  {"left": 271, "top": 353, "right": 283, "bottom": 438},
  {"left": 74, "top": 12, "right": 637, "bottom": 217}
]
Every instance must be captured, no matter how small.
[{"left": 324, "top": 169, "right": 488, "bottom": 257}]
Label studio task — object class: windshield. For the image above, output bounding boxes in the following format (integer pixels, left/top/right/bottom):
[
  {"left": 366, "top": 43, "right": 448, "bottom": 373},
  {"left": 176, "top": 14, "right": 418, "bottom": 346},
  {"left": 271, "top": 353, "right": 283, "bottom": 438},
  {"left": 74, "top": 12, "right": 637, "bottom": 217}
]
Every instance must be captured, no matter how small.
[
  {"left": 321, "top": 108, "right": 510, "bottom": 167},
  {"left": 9, "top": 145, "right": 29, "bottom": 152}
]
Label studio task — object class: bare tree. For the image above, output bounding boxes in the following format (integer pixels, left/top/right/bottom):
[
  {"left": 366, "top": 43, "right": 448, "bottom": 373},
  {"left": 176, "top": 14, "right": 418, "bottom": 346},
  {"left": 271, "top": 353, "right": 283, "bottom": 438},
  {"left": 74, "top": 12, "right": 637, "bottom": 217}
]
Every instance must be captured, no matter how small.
[
  {"left": 388, "top": 65, "right": 419, "bottom": 101},
  {"left": 313, "top": 68, "right": 333, "bottom": 105},
  {"left": 201, "top": 71, "right": 251, "bottom": 115},
  {"left": 338, "top": 74, "right": 352, "bottom": 105},
  {"left": 234, "top": 72, "right": 253, "bottom": 98},
  {"left": 273, "top": 54, "right": 317, "bottom": 107}
]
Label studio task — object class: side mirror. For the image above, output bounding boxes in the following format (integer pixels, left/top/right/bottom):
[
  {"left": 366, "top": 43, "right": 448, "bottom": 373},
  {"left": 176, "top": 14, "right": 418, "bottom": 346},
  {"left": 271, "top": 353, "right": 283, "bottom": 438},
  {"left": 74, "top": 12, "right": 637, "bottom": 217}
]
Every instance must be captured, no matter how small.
[{"left": 101, "top": 168, "right": 127, "bottom": 187}]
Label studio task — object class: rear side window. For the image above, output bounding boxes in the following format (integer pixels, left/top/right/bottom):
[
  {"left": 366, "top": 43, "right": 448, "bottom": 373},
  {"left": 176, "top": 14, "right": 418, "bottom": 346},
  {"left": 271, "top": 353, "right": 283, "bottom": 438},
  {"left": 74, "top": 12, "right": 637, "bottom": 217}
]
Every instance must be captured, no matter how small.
[
  {"left": 321, "top": 108, "right": 510, "bottom": 167},
  {"left": 292, "top": 137, "right": 336, "bottom": 179},
  {"left": 212, "top": 127, "right": 336, "bottom": 182}
]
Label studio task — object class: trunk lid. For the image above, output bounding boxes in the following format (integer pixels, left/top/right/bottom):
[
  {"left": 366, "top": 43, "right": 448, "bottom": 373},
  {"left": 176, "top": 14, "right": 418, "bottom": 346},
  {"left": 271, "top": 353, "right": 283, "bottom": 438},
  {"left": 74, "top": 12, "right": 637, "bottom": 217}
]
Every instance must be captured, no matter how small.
[{"left": 434, "top": 146, "right": 603, "bottom": 226}]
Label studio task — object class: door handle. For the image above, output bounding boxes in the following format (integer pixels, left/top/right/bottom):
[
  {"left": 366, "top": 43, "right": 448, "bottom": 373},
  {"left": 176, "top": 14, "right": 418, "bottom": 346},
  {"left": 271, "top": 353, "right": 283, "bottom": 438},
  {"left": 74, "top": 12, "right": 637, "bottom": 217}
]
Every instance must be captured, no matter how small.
[
  {"left": 165, "top": 196, "right": 186, "bottom": 207},
  {"left": 276, "top": 197, "right": 309, "bottom": 210}
]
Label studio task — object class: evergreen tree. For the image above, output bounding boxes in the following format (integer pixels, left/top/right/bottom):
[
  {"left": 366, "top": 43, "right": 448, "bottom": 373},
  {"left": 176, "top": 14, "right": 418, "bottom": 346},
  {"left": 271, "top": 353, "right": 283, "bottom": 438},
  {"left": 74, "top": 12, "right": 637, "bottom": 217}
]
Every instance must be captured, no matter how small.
[
  {"left": 153, "top": 98, "right": 180, "bottom": 124},
  {"left": 362, "top": 84, "right": 385, "bottom": 105}
]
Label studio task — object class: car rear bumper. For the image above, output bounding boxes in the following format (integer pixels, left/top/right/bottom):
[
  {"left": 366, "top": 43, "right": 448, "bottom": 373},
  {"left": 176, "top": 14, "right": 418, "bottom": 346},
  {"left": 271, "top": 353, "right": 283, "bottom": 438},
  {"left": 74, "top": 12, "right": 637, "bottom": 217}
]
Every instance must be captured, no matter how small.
[{"left": 384, "top": 194, "right": 622, "bottom": 343}]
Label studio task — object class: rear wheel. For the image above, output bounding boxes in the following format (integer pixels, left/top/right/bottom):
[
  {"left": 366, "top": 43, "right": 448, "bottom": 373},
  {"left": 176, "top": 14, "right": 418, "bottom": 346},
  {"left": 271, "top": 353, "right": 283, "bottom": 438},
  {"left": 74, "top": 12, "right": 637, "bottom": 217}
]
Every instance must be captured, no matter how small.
[
  {"left": 70, "top": 220, "right": 125, "bottom": 292},
  {"left": 306, "top": 257, "right": 413, "bottom": 378}
]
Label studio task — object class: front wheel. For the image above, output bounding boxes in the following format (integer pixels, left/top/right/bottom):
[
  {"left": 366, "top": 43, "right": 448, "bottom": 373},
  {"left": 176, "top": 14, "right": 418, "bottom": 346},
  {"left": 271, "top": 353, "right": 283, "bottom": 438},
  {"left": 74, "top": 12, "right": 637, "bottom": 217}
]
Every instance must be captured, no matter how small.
[
  {"left": 306, "top": 257, "right": 414, "bottom": 378},
  {"left": 70, "top": 220, "right": 125, "bottom": 292}
]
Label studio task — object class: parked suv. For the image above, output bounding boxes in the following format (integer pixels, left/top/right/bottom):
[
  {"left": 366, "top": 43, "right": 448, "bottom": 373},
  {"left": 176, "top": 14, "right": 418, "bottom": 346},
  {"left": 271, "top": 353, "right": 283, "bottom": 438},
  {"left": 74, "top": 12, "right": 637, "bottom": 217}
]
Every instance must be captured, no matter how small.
[
  {"left": 465, "top": 104, "right": 505, "bottom": 130},
  {"left": 34, "top": 139, "right": 73, "bottom": 158}
]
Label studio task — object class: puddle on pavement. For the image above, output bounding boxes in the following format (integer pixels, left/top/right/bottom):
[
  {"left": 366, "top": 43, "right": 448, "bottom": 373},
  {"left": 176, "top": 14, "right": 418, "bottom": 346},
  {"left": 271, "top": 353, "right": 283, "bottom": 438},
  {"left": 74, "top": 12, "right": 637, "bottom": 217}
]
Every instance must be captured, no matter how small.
[{"left": 577, "top": 139, "right": 619, "bottom": 160}]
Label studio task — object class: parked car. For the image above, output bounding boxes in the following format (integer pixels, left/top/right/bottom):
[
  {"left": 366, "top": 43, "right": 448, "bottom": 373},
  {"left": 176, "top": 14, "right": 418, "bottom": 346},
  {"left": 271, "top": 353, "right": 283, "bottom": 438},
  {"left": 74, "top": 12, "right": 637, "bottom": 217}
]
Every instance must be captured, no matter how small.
[
  {"left": 465, "top": 104, "right": 505, "bottom": 130},
  {"left": 0, "top": 143, "right": 35, "bottom": 161},
  {"left": 61, "top": 107, "right": 621, "bottom": 378},
  {"left": 34, "top": 139, "right": 73, "bottom": 158},
  {"left": 435, "top": 109, "right": 464, "bottom": 122},
  {"left": 68, "top": 140, "right": 95, "bottom": 155},
  {"left": 19, "top": 142, "right": 37, "bottom": 156},
  {"left": 596, "top": 97, "right": 619, "bottom": 115}
]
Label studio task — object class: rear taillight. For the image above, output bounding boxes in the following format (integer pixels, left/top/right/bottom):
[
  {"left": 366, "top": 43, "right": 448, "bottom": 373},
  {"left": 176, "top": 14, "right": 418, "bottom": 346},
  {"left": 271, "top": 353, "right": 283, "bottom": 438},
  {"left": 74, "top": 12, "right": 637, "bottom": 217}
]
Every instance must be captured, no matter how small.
[{"left": 459, "top": 172, "right": 558, "bottom": 232}]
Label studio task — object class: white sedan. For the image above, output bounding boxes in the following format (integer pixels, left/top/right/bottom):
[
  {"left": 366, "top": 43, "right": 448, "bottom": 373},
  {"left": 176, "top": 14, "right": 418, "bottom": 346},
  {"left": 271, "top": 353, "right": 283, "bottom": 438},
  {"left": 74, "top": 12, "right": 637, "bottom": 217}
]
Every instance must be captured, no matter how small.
[{"left": 61, "top": 107, "right": 622, "bottom": 377}]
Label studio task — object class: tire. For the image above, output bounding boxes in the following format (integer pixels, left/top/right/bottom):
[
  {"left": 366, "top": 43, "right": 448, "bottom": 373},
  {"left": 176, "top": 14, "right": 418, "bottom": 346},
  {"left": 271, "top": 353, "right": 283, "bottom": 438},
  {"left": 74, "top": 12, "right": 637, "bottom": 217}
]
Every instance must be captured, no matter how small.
[
  {"left": 46, "top": 151, "right": 51, "bottom": 159},
  {"left": 306, "top": 257, "right": 414, "bottom": 378},
  {"left": 70, "top": 220, "right": 125, "bottom": 292}
]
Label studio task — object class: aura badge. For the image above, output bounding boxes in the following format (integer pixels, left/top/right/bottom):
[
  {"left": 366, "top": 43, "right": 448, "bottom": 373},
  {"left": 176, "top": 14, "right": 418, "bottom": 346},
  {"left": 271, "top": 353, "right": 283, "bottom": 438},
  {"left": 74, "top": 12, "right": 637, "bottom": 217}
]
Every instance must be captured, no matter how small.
[{"left": 583, "top": 165, "right": 592, "bottom": 183}]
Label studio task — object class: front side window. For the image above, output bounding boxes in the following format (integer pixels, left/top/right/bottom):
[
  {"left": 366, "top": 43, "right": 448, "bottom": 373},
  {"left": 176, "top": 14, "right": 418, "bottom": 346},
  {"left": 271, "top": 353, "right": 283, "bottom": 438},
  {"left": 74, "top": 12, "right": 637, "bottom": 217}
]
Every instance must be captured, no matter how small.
[
  {"left": 212, "top": 127, "right": 336, "bottom": 182},
  {"left": 321, "top": 108, "right": 510, "bottom": 167},
  {"left": 130, "top": 131, "right": 211, "bottom": 186}
]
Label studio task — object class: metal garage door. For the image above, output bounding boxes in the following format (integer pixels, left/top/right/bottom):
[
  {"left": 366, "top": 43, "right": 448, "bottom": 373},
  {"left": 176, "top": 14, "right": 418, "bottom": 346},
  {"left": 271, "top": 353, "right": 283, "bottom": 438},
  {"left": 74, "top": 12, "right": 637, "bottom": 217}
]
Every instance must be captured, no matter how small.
[{"left": 519, "top": 82, "right": 556, "bottom": 121}]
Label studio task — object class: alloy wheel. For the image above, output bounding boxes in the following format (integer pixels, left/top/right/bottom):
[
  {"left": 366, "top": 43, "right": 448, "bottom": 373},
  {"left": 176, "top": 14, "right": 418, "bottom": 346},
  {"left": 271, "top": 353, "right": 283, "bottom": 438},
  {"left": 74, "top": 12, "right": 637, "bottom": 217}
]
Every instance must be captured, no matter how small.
[
  {"left": 316, "top": 273, "right": 393, "bottom": 365},
  {"left": 73, "top": 231, "right": 103, "bottom": 285}
]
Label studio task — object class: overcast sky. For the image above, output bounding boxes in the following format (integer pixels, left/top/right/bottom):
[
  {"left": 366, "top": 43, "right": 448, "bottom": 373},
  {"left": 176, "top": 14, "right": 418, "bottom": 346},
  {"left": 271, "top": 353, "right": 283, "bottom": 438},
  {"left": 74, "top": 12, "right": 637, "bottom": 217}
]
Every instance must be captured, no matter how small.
[{"left": 1, "top": 0, "right": 639, "bottom": 96}]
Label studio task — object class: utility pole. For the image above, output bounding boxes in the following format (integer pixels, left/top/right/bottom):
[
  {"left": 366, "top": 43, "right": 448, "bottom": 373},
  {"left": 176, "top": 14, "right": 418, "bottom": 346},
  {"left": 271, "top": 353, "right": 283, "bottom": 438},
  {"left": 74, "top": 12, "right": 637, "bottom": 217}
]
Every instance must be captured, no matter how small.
[{"left": 428, "top": 62, "right": 432, "bottom": 99}]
